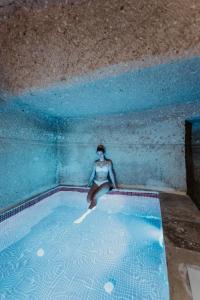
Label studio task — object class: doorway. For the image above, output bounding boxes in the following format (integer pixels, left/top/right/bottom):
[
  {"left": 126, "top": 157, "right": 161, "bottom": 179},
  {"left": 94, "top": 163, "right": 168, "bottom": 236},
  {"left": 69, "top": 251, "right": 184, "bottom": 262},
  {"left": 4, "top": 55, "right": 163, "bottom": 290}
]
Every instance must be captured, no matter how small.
[{"left": 185, "top": 119, "right": 200, "bottom": 209}]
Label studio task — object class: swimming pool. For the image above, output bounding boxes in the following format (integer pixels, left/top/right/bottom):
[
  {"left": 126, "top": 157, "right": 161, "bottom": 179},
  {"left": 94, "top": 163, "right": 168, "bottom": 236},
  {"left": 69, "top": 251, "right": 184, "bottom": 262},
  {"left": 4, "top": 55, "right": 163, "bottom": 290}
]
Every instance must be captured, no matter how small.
[{"left": 0, "top": 188, "right": 169, "bottom": 300}]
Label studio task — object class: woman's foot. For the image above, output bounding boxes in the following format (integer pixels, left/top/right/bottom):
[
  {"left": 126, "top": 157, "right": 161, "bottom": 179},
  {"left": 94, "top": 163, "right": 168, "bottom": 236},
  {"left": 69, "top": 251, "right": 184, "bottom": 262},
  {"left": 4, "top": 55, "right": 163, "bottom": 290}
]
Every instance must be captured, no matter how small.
[{"left": 73, "top": 207, "right": 96, "bottom": 224}]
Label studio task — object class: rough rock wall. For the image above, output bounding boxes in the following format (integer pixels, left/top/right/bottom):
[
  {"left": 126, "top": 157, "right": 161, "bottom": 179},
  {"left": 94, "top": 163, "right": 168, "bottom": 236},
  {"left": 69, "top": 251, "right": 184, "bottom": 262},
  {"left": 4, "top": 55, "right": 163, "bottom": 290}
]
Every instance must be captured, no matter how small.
[
  {"left": 0, "top": 0, "right": 200, "bottom": 94},
  {"left": 0, "top": 102, "right": 58, "bottom": 211},
  {"left": 57, "top": 101, "right": 200, "bottom": 192},
  {"left": 0, "top": 0, "right": 200, "bottom": 200}
]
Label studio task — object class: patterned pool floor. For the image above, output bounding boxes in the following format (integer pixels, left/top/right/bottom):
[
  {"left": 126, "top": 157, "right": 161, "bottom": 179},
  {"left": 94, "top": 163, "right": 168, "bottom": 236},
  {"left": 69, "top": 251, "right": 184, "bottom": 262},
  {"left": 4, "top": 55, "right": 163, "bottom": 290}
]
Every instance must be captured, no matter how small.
[{"left": 0, "top": 191, "right": 169, "bottom": 300}]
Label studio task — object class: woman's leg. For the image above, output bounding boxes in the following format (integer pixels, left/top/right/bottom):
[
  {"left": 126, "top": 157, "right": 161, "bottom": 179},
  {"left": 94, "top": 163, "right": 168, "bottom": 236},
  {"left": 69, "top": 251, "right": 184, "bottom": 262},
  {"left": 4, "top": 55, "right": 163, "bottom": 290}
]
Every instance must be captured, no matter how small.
[
  {"left": 89, "top": 182, "right": 111, "bottom": 209},
  {"left": 87, "top": 183, "right": 98, "bottom": 203},
  {"left": 74, "top": 184, "right": 98, "bottom": 224},
  {"left": 74, "top": 183, "right": 111, "bottom": 224}
]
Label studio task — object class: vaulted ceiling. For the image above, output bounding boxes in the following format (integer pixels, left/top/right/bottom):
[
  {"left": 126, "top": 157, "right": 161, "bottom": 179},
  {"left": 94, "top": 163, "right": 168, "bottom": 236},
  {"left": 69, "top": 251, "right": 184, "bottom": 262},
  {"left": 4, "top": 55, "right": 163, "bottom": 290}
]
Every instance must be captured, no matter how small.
[
  {"left": 1, "top": 56, "right": 199, "bottom": 119},
  {"left": 0, "top": 0, "right": 200, "bottom": 118}
]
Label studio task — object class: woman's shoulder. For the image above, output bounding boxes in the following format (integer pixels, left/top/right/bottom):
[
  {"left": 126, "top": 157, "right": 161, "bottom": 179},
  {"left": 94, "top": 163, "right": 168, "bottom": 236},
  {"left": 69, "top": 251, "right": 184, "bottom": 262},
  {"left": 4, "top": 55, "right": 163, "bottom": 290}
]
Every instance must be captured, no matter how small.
[{"left": 106, "top": 159, "right": 112, "bottom": 165}]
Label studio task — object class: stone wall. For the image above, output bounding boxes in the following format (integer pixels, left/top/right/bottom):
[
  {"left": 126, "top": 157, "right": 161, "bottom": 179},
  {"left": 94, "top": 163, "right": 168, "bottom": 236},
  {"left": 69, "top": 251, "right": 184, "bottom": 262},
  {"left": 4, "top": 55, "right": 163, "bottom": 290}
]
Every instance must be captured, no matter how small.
[
  {"left": 57, "top": 101, "right": 200, "bottom": 192},
  {"left": 0, "top": 0, "right": 200, "bottom": 209},
  {"left": 1, "top": 99, "right": 199, "bottom": 212},
  {"left": 0, "top": 102, "right": 58, "bottom": 211},
  {"left": 0, "top": 0, "right": 199, "bottom": 94}
]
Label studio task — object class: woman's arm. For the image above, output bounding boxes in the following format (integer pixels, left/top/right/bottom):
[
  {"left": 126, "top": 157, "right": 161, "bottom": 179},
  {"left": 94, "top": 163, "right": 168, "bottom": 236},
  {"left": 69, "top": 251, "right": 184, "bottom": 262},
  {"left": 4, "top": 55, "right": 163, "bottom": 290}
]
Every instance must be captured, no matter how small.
[
  {"left": 108, "top": 161, "right": 117, "bottom": 189},
  {"left": 88, "top": 163, "right": 96, "bottom": 187}
]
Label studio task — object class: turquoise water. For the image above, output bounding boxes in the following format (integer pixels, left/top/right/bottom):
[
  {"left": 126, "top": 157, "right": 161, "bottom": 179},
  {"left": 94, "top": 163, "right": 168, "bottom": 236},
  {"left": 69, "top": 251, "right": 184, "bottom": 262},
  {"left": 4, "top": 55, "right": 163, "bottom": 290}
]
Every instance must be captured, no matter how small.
[{"left": 0, "top": 191, "right": 169, "bottom": 300}]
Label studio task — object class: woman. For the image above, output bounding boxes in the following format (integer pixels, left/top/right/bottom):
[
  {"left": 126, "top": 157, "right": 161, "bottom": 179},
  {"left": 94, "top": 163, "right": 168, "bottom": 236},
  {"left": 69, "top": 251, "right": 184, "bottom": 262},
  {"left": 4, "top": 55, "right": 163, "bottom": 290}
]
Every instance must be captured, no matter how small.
[{"left": 87, "top": 144, "right": 117, "bottom": 209}]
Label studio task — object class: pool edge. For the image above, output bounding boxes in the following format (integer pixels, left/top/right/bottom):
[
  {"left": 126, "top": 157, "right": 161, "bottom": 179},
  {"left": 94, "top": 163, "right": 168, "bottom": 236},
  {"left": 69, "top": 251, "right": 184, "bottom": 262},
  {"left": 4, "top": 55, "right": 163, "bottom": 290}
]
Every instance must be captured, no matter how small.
[{"left": 0, "top": 185, "right": 158, "bottom": 223}]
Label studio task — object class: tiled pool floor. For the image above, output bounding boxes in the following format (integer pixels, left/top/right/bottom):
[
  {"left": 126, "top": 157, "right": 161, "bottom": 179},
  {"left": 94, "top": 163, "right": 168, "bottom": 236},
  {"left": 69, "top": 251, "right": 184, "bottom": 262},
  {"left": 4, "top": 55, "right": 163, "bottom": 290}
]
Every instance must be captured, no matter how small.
[{"left": 0, "top": 190, "right": 169, "bottom": 300}]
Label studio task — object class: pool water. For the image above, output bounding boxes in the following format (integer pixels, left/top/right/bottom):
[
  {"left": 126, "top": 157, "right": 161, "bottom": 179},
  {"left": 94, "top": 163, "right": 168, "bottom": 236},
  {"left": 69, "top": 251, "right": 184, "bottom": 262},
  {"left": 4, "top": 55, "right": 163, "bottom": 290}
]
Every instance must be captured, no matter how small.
[{"left": 0, "top": 190, "right": 169, "bottom": 300}]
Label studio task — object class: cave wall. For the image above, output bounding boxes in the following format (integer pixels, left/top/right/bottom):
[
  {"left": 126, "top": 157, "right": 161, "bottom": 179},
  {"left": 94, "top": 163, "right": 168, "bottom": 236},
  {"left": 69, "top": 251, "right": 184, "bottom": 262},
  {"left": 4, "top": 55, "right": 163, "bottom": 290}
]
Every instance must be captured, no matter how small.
[
  {"left": 57, "top": 101, "right": 200, "bottom": 192},
  {"left": 0, "top": 102, "right": 58, "bottom": 211}
]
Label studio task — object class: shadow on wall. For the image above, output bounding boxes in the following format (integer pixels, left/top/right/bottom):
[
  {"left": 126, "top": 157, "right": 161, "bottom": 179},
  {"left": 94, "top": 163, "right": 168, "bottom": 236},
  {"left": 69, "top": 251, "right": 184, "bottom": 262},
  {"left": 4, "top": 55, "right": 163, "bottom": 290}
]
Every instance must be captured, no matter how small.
[{"left": 185, "top": 117, "right": 200, "bottom": 209}]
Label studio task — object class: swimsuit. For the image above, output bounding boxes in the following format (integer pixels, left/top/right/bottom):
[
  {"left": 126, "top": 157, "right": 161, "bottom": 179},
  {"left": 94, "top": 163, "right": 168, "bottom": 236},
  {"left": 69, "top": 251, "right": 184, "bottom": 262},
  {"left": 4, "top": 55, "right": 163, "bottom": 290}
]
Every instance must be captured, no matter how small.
[{"left": 94, "top": 161, "right": 110, "bottom": 186}]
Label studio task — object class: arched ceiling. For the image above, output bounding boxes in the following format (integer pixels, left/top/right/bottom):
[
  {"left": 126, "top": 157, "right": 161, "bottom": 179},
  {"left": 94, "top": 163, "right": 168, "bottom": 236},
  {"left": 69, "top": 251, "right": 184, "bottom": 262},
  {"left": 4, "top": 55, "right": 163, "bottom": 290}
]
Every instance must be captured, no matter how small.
[
  {"left": 0, "top": 0, "right": 200, "bottom": 119},
  {"left": 1, "top": 56, "right": 199, "bottom": 119}
]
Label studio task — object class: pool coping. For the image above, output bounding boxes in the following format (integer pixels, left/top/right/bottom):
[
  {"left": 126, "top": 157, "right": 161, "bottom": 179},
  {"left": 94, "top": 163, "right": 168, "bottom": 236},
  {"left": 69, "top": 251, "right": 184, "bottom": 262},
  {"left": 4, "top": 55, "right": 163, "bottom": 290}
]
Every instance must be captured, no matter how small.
[{"left": 0, "top": 185, "right": 158, "bottom": 223}]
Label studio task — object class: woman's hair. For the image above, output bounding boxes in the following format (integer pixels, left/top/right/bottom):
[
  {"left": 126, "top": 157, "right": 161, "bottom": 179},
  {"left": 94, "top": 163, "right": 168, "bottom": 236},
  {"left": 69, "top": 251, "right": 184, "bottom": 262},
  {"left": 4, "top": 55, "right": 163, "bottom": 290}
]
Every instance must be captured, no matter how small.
[{"left": 96, "top": 144, "right": 105, "bottom": 153}]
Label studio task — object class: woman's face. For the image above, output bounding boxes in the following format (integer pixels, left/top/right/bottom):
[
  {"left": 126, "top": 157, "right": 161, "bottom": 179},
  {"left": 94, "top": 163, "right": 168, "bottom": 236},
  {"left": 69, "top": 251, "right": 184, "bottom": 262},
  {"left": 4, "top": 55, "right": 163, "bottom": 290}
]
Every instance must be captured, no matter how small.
[{"left": 97, "top": 151, "right": 104, "bottom": 160}]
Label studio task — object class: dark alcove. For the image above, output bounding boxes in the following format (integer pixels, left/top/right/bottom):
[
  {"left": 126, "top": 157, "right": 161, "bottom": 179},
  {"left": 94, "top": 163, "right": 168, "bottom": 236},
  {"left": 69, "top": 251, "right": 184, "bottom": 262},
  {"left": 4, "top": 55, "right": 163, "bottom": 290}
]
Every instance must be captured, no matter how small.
[{"left": 185, "top": 118, "right": 200, "bottom": 209}]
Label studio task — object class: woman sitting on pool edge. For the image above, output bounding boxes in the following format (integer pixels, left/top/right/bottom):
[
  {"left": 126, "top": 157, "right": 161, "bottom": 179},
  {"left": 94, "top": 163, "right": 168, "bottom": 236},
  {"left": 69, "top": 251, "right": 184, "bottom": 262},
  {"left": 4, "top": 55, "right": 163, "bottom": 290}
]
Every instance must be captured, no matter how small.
[
  {"left": 74, "top": 145, "right": 116, "bottom": 224},
  {"left": 87, "top": 144, "right": 117, "bottom": 209}
]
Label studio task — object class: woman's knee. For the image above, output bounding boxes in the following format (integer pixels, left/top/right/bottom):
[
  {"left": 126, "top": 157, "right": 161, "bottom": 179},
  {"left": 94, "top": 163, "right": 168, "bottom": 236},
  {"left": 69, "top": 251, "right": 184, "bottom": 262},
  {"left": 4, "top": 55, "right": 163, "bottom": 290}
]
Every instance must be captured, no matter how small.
[
  {"left": 104, "top": 183, "right": 111, "bottom": 191},
  {"left": 99, "top": 183, "right": 111, "bottom": 193}
]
